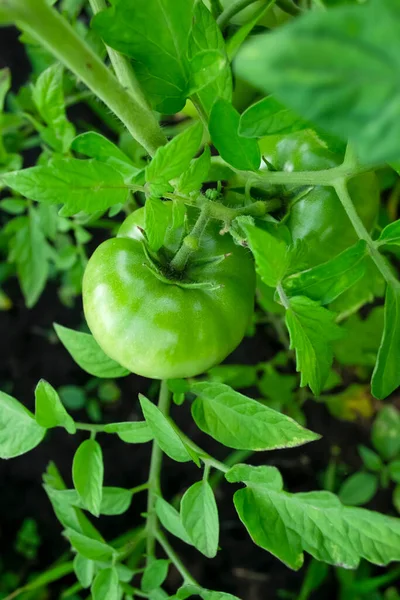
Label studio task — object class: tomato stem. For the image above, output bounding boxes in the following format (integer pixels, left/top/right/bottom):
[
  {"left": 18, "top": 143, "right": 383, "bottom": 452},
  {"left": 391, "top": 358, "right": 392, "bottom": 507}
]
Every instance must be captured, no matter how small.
[
  {"left": 155, "top": 530, "right": 199, "bottom": 585},
  {"left": 334, "top": 178, "right": 400, "bottom": 290},
  {"left": 217, "top": 0, "right": 269, "bottom": 31},
  {"left": 145, "top": 380, "right": 170, "bottom": 564},
  {"left": 170, "top": 204, "right": 211, "bottom": 272},
  {"left": 8, "top": 0, "right": 166, "bottom": 156},
  {"left": 87, "top": 0, "right": 151, "bottom": 113}
]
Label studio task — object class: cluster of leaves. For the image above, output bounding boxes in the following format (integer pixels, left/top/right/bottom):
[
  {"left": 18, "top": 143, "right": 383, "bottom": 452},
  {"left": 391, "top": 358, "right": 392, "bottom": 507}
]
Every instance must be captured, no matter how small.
[{"left": 1, "top": 0, "right": 400, "bottom": 599}]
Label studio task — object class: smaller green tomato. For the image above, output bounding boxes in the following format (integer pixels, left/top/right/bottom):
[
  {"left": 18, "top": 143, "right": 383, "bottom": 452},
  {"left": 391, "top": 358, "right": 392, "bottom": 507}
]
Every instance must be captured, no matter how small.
[
  {"left": 259, "top": 130, "right": 380, "bottom": 267},
  {"left": 82, "top": 203, "right": 255, "bottom": 379}
]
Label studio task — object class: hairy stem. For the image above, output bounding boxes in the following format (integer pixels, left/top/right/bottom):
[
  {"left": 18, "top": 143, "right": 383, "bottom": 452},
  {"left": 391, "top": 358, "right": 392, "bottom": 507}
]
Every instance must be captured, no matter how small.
[
  {"left": 334, "top": 179, "right": 400, "bottom": 289},
  {"left": 8, "top": 0, "right": 166, "bottom": 155},
  {"left": 88, "top": 0, "right": 150, "bottom": 111},
  {"left": 145, "top": 380, "right": 170, "bottom": 564},
  {"left": 249, "top": 162, "right": 374, "bottom": 188},
  {"left": 155, "top": 530, "right": 199, "bottom": 585}
]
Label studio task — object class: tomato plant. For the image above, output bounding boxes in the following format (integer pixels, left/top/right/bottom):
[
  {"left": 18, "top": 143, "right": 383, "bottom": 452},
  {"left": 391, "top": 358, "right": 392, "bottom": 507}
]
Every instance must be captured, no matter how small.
[{"left": 0, "top": 0, "right": 400, "bottom": 599}]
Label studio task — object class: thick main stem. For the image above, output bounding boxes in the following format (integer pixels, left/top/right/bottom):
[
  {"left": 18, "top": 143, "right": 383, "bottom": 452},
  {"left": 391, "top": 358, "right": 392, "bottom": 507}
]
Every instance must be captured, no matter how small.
[
  {"left": 9, "top": 0, "right": 166, "bottom": 156},
  {"left": 145, "top": 380, "right": 170, "bottom": 564},
  {"left": 88, "top": 0, "right": 150, "bottom": 111}
]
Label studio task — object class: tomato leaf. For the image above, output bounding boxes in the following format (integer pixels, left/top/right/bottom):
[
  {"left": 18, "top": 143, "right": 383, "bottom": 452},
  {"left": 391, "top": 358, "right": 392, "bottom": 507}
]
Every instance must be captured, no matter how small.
[
  {"left": 239, "top": 96, "right": 309, "bottom": 139},
  {"left": 64, "top": 529, "right": 115, "bottom": 561},
  {"left": 72, "top": 132, "right": 137, "bottom": 180},
  {"left": 209, "top": 99, "right": 260, "bottom": 171},
  {"left": 54, "top": 324, "right": 129, "bottom": 378},
  {"left": 240, "top": 218, "right": 291, "bottom": 287},
  {"left": 155, "top": 497, "right": 192, "bottom": 545},
  {"left": 190, "top": 381, "right": 319, "bottom": 451},
  {"left": 142, "top": 560, "right": 169, "bottom": 593},
  {"left": 338, "top": 472, "right": 378, "bottom": 506},
  {"left": 35, "top": 379, "right": 76, "bottom": 434},
  {"left": 236, "top": 0, "right": 400, "bottom": 164},
  {"left": 181, "top": 480, "right": 219, "bottom": 558},
  {"left": 227, "top": 464, "right": 400, "bottom": 570},
  {"left": 145, "top": 122, "right": 203, "bottom": 197},
  {"left": 285, "top": 296, "right": 342, "bottom": 395},
  {"left": 72, "top": 439, "right": 104, "bottom": 517},
  {"left": 73, "top": 554, "right": 95, "bottom": 589},
  {"left": 8, "top": 208, "right": 49, "bottom": 308},
  {"left": 91, "top": 567, "right": 119, "bottom": 600},
  {"left": 145, "top": 197, "right": 172, "bottom": 252},
  {"left": 333, "top": 307, "right": 384, "bottom": 368},
  {"left": 139, "top": 394, "right": 192, "bottom": 463},
  {"left": 0, "top": 390, "right": 46, "bottom": 458},
  {"left": 377, "top": 219, "right": 400, "bottom": 248},
  {"left": 32, "top": 63, "right": 75, "bottom": 153},
  {"left": 283, "top": 241, "right": 367, "bottom": 305},
  {"left": 50, "top": 487, "right": 133, "bottom": 516},
  {"left": 371, "top": 283, "right": 400, "bottom": 399},
  {"left": 358, "top": 445, "right": 383, "bottom": 473},
  {"left": 104, "top": 421, "right": 153, "bottom": 444},
  {"left": 93, "top": 0, "right": 194, "bottom": 113},
  {"left": 177, "top": 146, "right": 211, "bottom": 195},
  {"left": 371, "top": 406, "right": 400, "bottom": 461},
  {"left": 188, "top": 0, "right": 232, "bottom": 115},
  {"left": 2, "top": 158, "right": 128, "bottom": 216}
]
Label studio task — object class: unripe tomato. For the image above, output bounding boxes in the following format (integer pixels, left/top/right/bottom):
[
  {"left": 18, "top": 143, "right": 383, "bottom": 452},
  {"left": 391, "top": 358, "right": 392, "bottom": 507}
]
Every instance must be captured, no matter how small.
[
  {"left": 259, "top": 130, "right": 380, "bottom": 266},
  {"left": 82, "top": 204, "right": 255, "bottom": 379}
]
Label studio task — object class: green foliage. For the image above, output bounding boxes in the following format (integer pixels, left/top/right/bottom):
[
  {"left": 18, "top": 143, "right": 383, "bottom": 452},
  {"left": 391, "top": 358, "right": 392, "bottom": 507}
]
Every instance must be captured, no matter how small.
[
  {"left": 93, "top": 0, "right": 194, "bottom": 113},
  {"left": 239, "top": 96, "right": 308, "bottom": 139},
  {"left": 2, "top": 0, "right": 400, "bottom": 598},
  {"left": 139, "top": 394, "right": 192, "bottom": 462},
  {"left": 0, "top": 390, "right": 46, "bottom": 458},
  {"left": 181, "top": 480, "right": 219, "bottom": 558},
  {"left": 286, "top": 296, "right": 342, "bottom": 395},
  {"left": 72, "top": 439, "right": 104, "bottom": 517},
  {"left": 2, "top": 158, "right": 128, "bottom": 216},
  {"left": 236, "top": 0, "right": 400, "bottom": 164},
  {"left": 190, "top": 381, "right": 319, "bottom": 450},
  {"left": 338, "top": 472, "right": 378, "bottom": 507},
  {"left": 209, "top": 98, "right": 260, "bottom": 170},
  {"left": 372, "top": 284, "right": 400, "bottom": 399},
  {"left": 54, "top": 324, "right": 129, "bottom": 378},
  {"left": 91, "top": 567, "right": 119, "bottom": 600},
  {"left": 35, "top": 379, "right": 76, "bottom": 433},
  {"left": 283, "top": 241, "right": 367, "bottom": 305},
  {"left": 142, "top": 560, "right": 169, "bottom": 592},
  {"left": 227, "top": 464, "right": 400, "bottom": 570}
]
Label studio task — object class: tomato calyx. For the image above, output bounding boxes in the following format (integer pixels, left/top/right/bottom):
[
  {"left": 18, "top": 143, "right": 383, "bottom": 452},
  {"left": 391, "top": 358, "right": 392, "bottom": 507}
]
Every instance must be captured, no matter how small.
[{"left": 141, "top": 238, "right": 222, "bottom": 290}]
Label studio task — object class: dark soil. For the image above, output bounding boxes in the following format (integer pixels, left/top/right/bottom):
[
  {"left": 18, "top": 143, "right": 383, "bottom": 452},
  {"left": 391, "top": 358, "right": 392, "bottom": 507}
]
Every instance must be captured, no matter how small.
[{"left": 0, "top": 26, "right": 398, "bottom": 600}]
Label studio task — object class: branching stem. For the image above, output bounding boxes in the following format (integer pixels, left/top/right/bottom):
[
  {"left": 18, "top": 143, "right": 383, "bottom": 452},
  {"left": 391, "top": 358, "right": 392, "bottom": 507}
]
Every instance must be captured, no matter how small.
[
  {"left": 334, "top": 179, "right": 400, "bottom": 289},
  {"left": 145, "top": 380, "right": 170, "bottom": 564},
  {"left": 6, "top": 0, "right": 166, "bottom": 155},
  {"left": 155, "top": 530, "right": 199, "bottom": 585}
]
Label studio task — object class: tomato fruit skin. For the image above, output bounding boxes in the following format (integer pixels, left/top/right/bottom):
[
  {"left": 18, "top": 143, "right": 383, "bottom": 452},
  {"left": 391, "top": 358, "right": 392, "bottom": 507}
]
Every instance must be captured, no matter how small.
[
  {"left": 259, "top": 130, "right": 380, "bottom": 266},
  {"left": 82, "top": 205, "right": 255, "bottom": 379}
]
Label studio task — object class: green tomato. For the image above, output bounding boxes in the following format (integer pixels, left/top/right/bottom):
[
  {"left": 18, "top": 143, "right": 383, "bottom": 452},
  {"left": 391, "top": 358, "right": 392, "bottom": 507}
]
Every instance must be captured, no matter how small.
[
  {"left": 259, "top": 130, "right": 380, "bottom": 266},
  {"left": 82, "top": 204, "right": 255, "bottom": 379}
]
